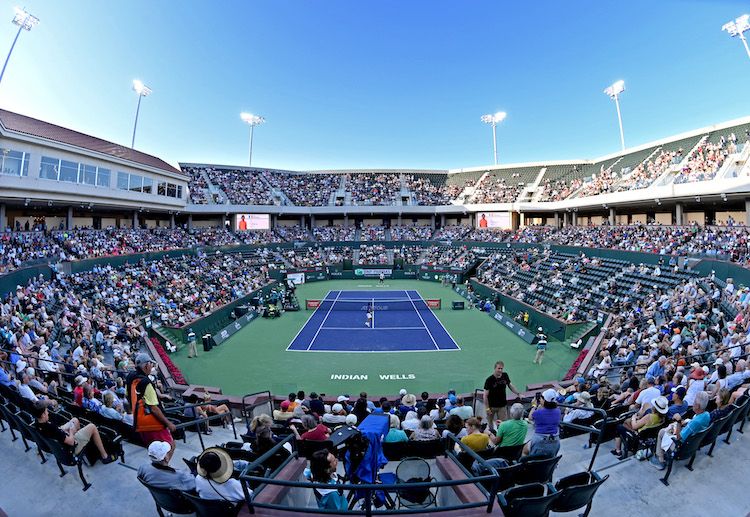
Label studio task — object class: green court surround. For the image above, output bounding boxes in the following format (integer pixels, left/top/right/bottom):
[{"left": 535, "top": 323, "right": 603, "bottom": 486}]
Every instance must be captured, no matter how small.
[{"left": 169, "top": 279, "right": 577, "bottom": 397}]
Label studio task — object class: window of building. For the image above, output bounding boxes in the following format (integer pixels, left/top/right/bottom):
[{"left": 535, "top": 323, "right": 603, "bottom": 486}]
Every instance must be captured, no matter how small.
[
  {"left": 97, "top": 168, "right": 110, "bottom": 187},
  {"left": 0, "top": 149, "right": 29, "bottom": 176},
  {"left": 59, "top": 160, "right": 79, "bottom": 183},
  {"left": 40, "top": 156, "right": 59, "bottom": 180},
  {"left": 117, "top": 171, "right": 129, "bottom": 190},
  {"left": 142, "top": 177, "right": 153, "bottom": 194},
  {"left": 82, "top": 164, "right": 97, "bottom": 185},
  {"left": 129, "top": 174, "right": 143, "bottom": 192}
]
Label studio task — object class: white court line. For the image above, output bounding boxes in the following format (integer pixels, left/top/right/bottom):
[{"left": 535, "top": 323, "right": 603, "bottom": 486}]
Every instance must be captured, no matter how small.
[
  {"left": 408, "top": 289, "right": 462, "bottom": 351},
  {"left": 285, "top": 290, "right": 333, "bottom": 351},
  {"left": 306, "top": 291, "right": 341, "bottom": 351},
  {"left": 371, "top": 297, "right": 375, "bottom": 329},
  {"left": 405, "top": 290, "right": 439, "bottom": 350},
  {"left": 319, "top": 326, "right": 426, "bottom": 330},
  {"left": 287, "top": 347, "right": 460, "bottom": 354}
]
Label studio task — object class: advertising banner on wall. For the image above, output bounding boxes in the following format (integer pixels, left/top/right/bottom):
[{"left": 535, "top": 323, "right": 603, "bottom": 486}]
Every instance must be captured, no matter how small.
[{"left": 354, "top": 268, "right": 393, "bottom": 277}]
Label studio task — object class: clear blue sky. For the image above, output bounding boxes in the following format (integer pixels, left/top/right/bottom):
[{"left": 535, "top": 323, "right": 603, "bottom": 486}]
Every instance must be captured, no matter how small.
[{"left": 1, "top": 0, "right": 749, "bottom": 171}]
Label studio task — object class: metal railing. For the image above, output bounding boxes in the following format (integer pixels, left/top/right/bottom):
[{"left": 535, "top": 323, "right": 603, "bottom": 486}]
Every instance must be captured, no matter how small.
[
  {"left": 241, "top": 390, "right": 273, "bottom": 429},
  {"left": 238, "top": 434, "right": 501, "bottom": 515}
]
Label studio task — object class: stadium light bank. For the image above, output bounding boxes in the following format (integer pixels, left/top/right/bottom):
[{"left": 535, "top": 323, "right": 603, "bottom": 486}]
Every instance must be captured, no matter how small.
[
  {"left": 0, "top": 7, "right": 39, "bottom": 88},
  {"left": 131, "top": 79, "right": 152, "bottom": 149},
  {"left": 480, "top": 111, "right": 507, "bottom": 166},
  {"left": 240, "top": 112, "right": 266, "bottom": 167},
  {"left": 604, "top": 80, "right": 626, "bottom": 151},
  {"left": 722, "top": 14, "right": 750, "bottom": 61}
]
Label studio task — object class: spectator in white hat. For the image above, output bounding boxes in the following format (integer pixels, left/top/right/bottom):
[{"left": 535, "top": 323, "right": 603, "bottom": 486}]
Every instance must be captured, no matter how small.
[{"left": 137, "top": 441, "right": 195, "bottom": 491}]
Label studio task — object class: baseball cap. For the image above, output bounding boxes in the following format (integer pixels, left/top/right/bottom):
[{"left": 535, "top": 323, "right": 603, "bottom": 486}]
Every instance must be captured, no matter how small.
[
  {"left": 542, "top": 388, "right": 557, "bottom": 402},
  {"left": 135, "top": 353, "right": 155, "bottom": 366},
  {"left": 148, "top": 441, "right": 171, "bottom": 462},
  {"left": 337, "top": 395, "right": 349, "bottom": 403},
  {"left": 399, "top": 389, "right": 407, "bottom": 396},
  {"left": 332, "top": 403, "right": 343, "bottom": 413},
  {"left": 671, "top": 386, "right": 687, "bottom": 399}
]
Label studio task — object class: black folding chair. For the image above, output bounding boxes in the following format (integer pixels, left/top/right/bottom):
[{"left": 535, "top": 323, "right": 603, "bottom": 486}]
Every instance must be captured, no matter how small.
[
  {"left": 552, "top": 471, "right": 609, "bottom": 517},
  {"left": 497, "top": 482, "right": 560, "bottom": 517},
  {"left": 701, "top": 414, "right": 731, "bottom": 457},
  {"left": 661, "top": 426, "right": 712, "bottom": 486},
  {"left": 395, "top": 457, "right": 437, "bottom": 509},
  {"left": 516, "top": 455, "right": 562, "bottom": 485},
  {"left": 183, "top": 491, "right": 244, "bottom": 517},
  {"left": 137, "top": 477, "right": 195, "bottom": 517}
]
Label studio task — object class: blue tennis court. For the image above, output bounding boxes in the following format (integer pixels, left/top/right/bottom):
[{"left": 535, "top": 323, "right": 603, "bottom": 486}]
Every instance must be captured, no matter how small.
[{"left": 287, "top": 290, "right": 460, "bottom": 352}]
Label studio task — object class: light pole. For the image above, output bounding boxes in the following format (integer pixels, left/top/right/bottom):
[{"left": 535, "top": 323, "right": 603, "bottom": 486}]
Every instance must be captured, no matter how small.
[
  {"left": 240, "top": 112, "right": 265, "bottom": 167},
  {"left": 131, "top": 79, "right": 152, "bottom": 149},
  {"left": 604, "top": 80, "right": 626, "bottom": 151},
  {"left": 0, "top": 7, "right": 39, "bottom": 87},
  {"left": 722, "top": 14, "right": 750, "bottom": 61},
  {"left": 480, "top": 111, "right": 506, "bottom": 165}
]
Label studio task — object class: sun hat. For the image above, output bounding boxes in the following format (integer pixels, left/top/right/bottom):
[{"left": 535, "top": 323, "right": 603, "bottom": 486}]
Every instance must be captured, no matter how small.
[
  {"left": 402, "top": 393, "right": 417, "bottom": 407},
  {"left": 196, "top": 448, "right": 234, "bottom": 484},
  {"left": 147, "top": 441, "right": 171, "bottom": 462},
  {"left": 652, "top": 396, "right": 669, "bottom": 415},
  {"left": 542, "top": 388, "right": 558, "bottom": 402}
]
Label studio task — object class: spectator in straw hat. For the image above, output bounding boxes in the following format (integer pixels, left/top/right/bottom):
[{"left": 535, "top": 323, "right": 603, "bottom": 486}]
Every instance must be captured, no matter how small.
[{"left": 195, "top": 447, "right": 249, "bottom": 502}]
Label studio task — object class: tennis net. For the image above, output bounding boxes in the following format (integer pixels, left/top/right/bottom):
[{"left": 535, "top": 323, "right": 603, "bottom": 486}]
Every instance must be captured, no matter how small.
[{"left": 305, "top": 298, "right": 441, "bottom": 311}]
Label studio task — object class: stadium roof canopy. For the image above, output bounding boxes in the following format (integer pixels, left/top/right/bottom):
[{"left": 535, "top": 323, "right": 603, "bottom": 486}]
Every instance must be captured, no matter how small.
[{"left": 0, "top": 109, "right": 183, "bottom": 176}]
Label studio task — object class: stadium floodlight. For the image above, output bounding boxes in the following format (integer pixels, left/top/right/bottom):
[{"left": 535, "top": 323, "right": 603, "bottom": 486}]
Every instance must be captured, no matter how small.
[
  {"left": 480, "top": 111, "right": 507, "bottom": 165},
  {"left": 604, "top": 80, "right": 626, "bottom": 151},
  {"left": 722, "top": 14, "right": 750, "bottom": 61},
  {"left": 0, "top": 7, "right": 39, "bottom": 88},
  {"left": 131, "top": 79, "right": 152, "bottom": 148},
  {"left": 240, "top": 112, "right": 266, "bottom": 167}
]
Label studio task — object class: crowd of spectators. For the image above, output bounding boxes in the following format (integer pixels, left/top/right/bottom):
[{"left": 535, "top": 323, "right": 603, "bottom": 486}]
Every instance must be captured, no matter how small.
[
  {"left": 615, "top": 149, "right": 683, "bottom": 192},
  {"left": 185, "top": 167, "right": 210, "bottom": 204},
  {"left": 674, "top": 140, "right": 735, "bottom": 185},
  {"left": 204, "top": 168, "right": 273, "bottom": 205},
  {"left": 406, "top": 175, "right": 455, "bottom": 205},
  {"left": 359, "top": 225, "right": 387, "bottom": 241},
  {"left": 357, "top": 245, "right": 389, "bottom": 265},
  {"left": 274, "top": 226, "right": 310, "bottom": 241},
  {"left": 393, "top": 245, "right": 424, "bottom": 264},
  {"left": 282, "top": 246, "right": 352, "bottom": 268},
  {"left": 313, "top": 226, "right": 356, "bottom": 241},
  {"left": 389, "top": 225, "right": 433, "bottom": 241},
  {"left": 472, "top": 175, "right": 524, "bottom": 203},
  {"left": 537, "top": 177, "right": 583, "bottom": 202},
  {"left": 347, "top": 173, "right": 401, "bottom": 206},
  {"left": 433, "top": 225, "right": 472, "bottom": 241},
  {"left": 272, "top": 173, "right": 340, "bottom": 206}
]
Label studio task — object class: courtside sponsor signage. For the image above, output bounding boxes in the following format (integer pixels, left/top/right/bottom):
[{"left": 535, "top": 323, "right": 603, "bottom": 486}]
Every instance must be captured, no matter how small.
[
  {"left": 354, "top": 268, "right": 393, "bottom": 277},
  {"left": 213, "top": 311, "right": 258, "bottom": 345}
]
